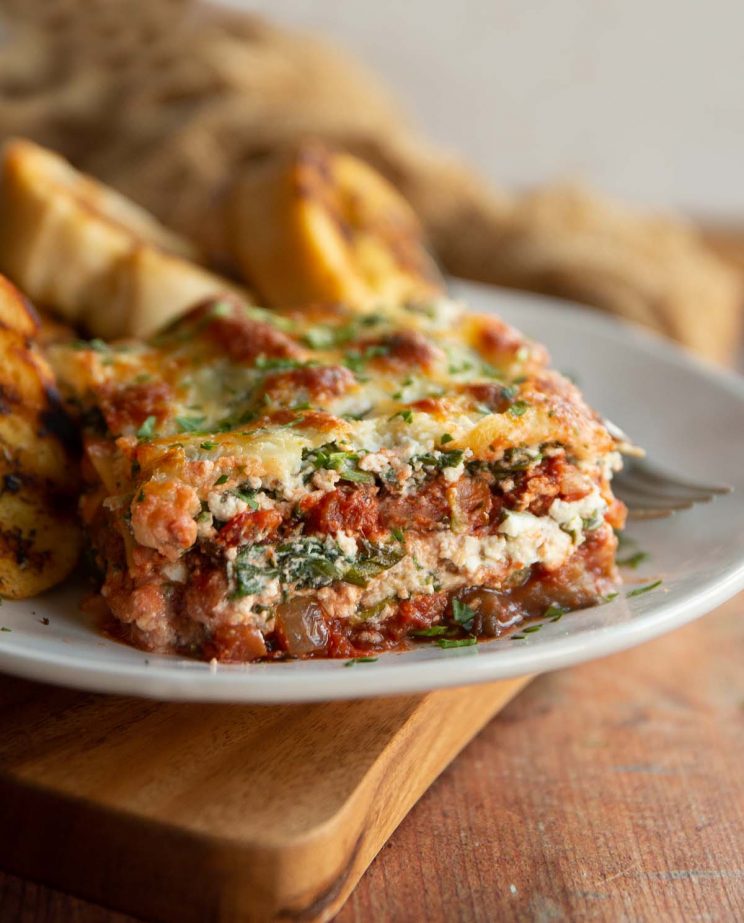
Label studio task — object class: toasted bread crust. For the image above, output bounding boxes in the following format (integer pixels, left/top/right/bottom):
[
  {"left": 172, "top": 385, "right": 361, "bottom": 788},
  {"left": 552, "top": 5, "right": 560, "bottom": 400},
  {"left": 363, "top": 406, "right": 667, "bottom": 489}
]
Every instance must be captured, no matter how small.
[
  {"left": 232, "top": 142, "right": 443, "bottom": 310},
  {"left": 0, "top": 139, "right": 249, "bottom": 338},
  {"left": 0, "top": 274, "right": 81, "bottom": 598}
]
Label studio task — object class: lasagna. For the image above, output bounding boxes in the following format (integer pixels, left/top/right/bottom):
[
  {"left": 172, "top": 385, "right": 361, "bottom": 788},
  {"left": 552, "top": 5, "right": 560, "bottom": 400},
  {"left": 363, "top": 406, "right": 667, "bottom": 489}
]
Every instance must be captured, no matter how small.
[{"left": 53, "top": 295, "right": 627, "bottom": 661}]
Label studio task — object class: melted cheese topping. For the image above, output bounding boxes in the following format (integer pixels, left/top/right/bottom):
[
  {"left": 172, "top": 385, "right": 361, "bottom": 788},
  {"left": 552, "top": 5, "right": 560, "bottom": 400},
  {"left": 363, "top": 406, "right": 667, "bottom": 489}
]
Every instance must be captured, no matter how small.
[{"left": 52, "top": 295, "right": 620, "bottom": 490}]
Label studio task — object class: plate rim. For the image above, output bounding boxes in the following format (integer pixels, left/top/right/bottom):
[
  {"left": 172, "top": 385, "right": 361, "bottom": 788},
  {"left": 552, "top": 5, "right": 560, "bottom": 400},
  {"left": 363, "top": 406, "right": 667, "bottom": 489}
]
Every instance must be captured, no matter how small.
[{"left": 1, "top": 560, "right": 743, "bottom": 702}]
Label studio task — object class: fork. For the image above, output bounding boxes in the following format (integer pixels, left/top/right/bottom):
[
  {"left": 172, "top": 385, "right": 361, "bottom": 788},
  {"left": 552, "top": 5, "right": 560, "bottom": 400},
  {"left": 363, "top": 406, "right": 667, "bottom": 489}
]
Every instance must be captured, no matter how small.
[{"left": 613, "top": 457, "right": 733, "bottom": 519}]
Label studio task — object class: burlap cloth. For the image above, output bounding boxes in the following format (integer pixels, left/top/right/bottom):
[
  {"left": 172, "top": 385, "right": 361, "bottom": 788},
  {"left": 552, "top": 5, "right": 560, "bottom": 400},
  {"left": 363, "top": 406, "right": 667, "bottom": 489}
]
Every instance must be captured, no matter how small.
[{"left": 1, "top": 0, "right": 741, "bottom": 363}]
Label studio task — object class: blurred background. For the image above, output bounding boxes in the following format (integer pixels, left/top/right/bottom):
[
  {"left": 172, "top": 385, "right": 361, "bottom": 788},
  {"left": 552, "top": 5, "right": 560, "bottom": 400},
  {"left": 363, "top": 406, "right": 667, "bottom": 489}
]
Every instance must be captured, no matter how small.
[
  {"left": 0, "top": 0, "right": 742, "bottom": 364},
  {"left": 240, "top": 0, "right": 744, "bottom": 219}
]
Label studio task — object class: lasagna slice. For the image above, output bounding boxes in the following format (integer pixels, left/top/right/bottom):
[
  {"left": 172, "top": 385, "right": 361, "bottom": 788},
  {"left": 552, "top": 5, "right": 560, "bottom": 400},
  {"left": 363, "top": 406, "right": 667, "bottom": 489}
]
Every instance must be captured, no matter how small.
[{"left": 53, "top": 295, "right": 627, "bottom": 661}]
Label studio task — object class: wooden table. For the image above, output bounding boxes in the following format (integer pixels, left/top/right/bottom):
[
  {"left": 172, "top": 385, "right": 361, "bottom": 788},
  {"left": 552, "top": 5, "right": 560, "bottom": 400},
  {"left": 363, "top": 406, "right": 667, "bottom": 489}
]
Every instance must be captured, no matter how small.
[{"left": 2, "top": 592, "right": 742, "bottom": 922}]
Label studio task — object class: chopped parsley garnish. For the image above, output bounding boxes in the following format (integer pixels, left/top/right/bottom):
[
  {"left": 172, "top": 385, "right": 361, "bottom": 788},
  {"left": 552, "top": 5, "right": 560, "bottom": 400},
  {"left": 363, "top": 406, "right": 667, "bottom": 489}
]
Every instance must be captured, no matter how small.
[
  {"left": 304, "top": 317, "right": 383, "bottom": 350},
  {"left": 412, "top": 626, "right": 449, "bottom": 637},
  {"left": 0, "top": 626, "right": 11, "bottom": 632},
  {"left": 392, "top": 376, "right": 417, "bottom": 400},
  {"left": 302, "top": 442, "right": 375, "bottom": 484},
  {"left": 280, "top": 416, "right": 306, "bottom": 429},
  {"left": 344, "top": 656, "right": 378, "bottom": 666},
  {"left": 357, "top": 598, "right": 393, "bottom": 621},
  {"left": 448, "top": 360, "right": 474, "bottom": 375},
  {"left": 389, "top": 409, "right": 414, "bottom": 424},
  {"left": 618, "top": 551, "right": 649, "bottom": 569},
  {"left": 602, "top": 592, "right": 619, "bottom": 603},
  {"left": 214, "top": 474, "right": 229, "bottom": 486},
  {"left": 437, "top": 637, "right": 477, "bottom": 649},
  {"left": 582, "top": 511, "right": 605, "bottom": 532},
  {"left": 254, "top": 355, "right": 304, "bottom": 371},
  {"left": 87, "top": 337, "right": 110, "bottom": 352},
  {"left": 200, "top": 441, "right": 218, "bottom": 451},
  {"left": 136, "top": 415, "right": 157, "bottom": 440},
  {"left": 479, "top": 360, "right": 503, "bottom": 379},
  {"left": 303, "top": 323, "right": 356, "bottom": 349},
  {"left": 507, "top": 401, "right": 530, "bottom": 417},
  {"left": 343, "top": 353, "right": 365, "bottom": 374},
  {"left": 390, "top": 527, "right": 405, "bottom": 542},
  {"left": 344, "top": 344, "right": 390, "bottom": 374},
  {"left": 241, "top": 304, "right": 294, "bottom": 332},
  {"left": 544, "top": 602, "right": 569, "bottom": 622},
  {"left": 626, "top": 580, "right": 662, "bottom": 598},
  {"left": 176, "top": 415, "right": 206, "bottom": 433},
  {"left": 362, "top": 344, "right": 390, "bottom": 360},
  {"left": 440, "top": 433, "right": 454, "bottom": 445},
  {"left": 209, "top": 300, "right": 233, "bottom": 318},
  {"left": 235, "top": 489, "right": 259, "bottom": 511},
  {"left": 451, "top": 599, "right": 476, "bottom": 632},
  {"left": 303, "top": 326, "right": 338, "bottom": 349}
]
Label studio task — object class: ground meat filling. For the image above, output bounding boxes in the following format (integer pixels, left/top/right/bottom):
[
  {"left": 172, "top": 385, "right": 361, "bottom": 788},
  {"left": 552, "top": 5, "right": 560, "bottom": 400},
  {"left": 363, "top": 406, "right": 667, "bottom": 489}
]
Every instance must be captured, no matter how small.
[
  {"left": 215, "top": 508, "right": 283, "bottom": 548},
  {"left": 301, "top": 484, "right": 383, "bottom": 540},
  {"left": 90, "top": 448, "right": 619, "bottom": 662},
  {"left": 298, "top": 456, "right": 582, "bottom": 540}
]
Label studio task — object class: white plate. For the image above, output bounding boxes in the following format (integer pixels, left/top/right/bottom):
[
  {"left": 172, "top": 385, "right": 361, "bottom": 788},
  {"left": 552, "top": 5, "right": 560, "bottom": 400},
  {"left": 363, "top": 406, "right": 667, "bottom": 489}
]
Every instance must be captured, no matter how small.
[{"left": 1, "top": 283, "right": 743, "bottom": 702}]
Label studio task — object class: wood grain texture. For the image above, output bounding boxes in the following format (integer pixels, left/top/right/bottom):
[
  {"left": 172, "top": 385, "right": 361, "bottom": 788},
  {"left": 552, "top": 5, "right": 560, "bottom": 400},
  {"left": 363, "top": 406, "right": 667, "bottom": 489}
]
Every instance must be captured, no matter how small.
[
  {"left": 0, "top": 671, "right": 528, "bottom": 922},
  {"left": 1, "top": 592, "right": 742, "bottom": 922},
  {"left": 338, "top": 593, "right": 744, "bottom": 922}
]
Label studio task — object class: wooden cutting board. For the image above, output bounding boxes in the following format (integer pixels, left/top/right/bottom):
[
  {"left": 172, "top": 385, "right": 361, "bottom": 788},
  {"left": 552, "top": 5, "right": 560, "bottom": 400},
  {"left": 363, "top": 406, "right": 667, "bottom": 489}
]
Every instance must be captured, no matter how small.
[{"left": 0, "top": 672, "right": 530, "bottom": 922}]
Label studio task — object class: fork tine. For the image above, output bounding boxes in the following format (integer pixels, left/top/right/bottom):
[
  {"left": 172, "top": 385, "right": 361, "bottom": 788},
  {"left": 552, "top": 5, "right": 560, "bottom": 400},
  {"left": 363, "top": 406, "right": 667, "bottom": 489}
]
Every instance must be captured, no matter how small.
[
  {"left": 617, "top": 491, "right": 695, "bottom": 512},
  {"left": 626, "top": 508, "right": 676, "bottom": 521},
  {"left": 624, "top": 459, "right": 732, "bottom": 496},
  {"left": 614, "top": 457, "right": 732, "bottom": 520},
  {"left": 614, "top": 474, "right": 714, "bottom": 503}
]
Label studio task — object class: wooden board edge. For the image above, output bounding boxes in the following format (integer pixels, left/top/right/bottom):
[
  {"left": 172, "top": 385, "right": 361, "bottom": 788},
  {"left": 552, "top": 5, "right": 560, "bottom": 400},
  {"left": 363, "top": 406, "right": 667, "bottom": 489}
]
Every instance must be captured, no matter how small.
[
  {"left": 276, "top": 676, "right": 533, "bottom": 922},
  {"left": 0, "top": 677, "right": 532, "bottom": 922}
]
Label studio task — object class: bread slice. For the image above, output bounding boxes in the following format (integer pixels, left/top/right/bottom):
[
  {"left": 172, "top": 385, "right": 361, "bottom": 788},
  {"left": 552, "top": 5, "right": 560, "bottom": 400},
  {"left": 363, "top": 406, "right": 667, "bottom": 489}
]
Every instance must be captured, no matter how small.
[
  {"left": 0, "top": 274, "right": 81, "bottom": 598},
  {"left": 231, "top": 142, "right": 443, "bottom": 310},
  {"left": 0, "top": 139, "right": 247, "bottom": 338}
]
